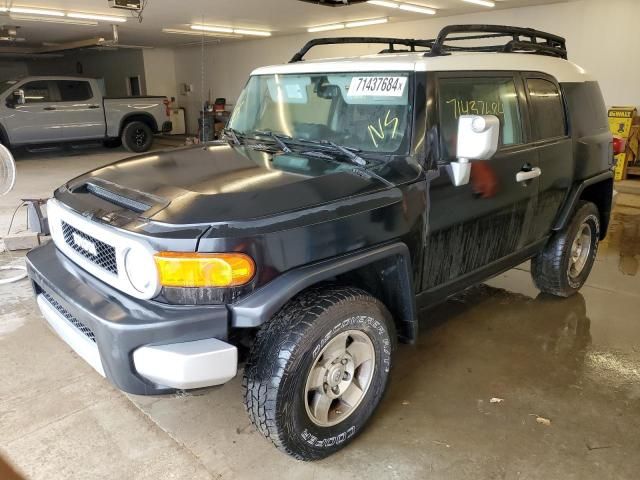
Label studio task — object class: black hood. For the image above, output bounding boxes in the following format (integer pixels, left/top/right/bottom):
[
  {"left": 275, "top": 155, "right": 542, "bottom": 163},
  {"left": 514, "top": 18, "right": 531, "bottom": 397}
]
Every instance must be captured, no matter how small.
[{"left": 62, "top": 144, "right": 417, "bottom": 225}]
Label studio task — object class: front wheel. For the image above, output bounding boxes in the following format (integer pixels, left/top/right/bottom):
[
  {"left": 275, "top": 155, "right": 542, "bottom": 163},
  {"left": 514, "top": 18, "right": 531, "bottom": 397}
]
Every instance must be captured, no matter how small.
[
  {"left": 531, "top": 201, "right": 600, "bottom": 297},
  {"left": 243, "top": 286, "right": 395, "bottom": 460},
  {"left": 121, "top": 121, "right": 153, "bottom": 153}
]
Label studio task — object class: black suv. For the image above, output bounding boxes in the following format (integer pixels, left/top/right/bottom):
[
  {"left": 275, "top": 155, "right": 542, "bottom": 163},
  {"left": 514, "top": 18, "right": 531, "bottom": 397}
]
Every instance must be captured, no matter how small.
[{"left": 26, "top": 25, "right": 614, "bottom": 460}]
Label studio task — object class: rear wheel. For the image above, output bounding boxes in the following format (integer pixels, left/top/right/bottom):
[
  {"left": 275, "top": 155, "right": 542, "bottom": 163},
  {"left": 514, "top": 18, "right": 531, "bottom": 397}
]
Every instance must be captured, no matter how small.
[
  {"left": 531, "top": 201, "right": 600, "bottom": 297},
  {"left": 243, "top": 285, "right": 394, "bottom": 460},
  {"left": 121, "top": 121, "right": 153, "bottom": 153}
]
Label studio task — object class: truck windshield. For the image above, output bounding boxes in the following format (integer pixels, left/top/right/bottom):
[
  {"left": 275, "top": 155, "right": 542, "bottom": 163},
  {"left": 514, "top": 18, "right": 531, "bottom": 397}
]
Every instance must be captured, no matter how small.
[
  {"left": 0, "top": 80, "right": 18, "bottom": 95},
  {"left": 229, "top": 72, "right": 412, "bottom": 155}
]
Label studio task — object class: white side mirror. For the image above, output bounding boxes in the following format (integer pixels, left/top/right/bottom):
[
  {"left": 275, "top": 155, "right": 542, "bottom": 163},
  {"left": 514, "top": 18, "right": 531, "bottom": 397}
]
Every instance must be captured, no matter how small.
[
  {"left": 12, "top": 89, "right": 25, "bottom": 106},
  {"left": 448, "top": 115, "right": 500, "bottom": 186}
]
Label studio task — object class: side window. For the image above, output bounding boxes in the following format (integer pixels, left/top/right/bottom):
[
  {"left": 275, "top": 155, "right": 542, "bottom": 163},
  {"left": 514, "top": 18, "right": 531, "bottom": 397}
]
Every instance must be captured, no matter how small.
[
  {"left": 526, "top": 78, "right": 566, "bottom": 140},
  {"left": 438, "top": 76, "right": 523, "bottom": 159},
  {"left": 21, "top": 81, "right": 53, "bottom": 104},
  {"left": 57, "top": 80, "right": 93, "bottom": 102}
]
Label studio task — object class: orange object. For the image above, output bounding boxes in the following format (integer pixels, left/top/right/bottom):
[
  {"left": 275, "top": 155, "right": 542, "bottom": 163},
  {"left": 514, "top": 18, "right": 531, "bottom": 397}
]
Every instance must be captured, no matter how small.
[
  {"left": 154, "top": 252, "right": 255, "bottom": 288},
  {"left": 471, "top": 161, "right": 499, "bottom": 199}
]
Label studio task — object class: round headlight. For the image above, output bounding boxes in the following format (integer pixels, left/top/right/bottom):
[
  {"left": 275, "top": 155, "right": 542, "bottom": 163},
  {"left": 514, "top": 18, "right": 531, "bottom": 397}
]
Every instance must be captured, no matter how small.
[{"left": 124, "top": 247, "right": 157, "bottom": 294}]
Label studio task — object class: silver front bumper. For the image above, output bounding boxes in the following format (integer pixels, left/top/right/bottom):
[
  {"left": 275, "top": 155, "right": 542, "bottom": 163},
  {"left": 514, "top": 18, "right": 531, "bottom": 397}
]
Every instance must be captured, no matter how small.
[
  {"left": 133, "top": 339, "right": 238, "bottom": 390},
  {"left": 36, "top": 292, "right": 237, "bottom": 390}
]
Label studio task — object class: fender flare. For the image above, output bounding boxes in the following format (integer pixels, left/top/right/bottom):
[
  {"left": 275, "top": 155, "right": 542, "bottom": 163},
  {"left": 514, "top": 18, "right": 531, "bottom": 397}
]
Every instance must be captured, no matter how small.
[
  {"left": 119, "top": 113, "right": 159, "bottom": 136},
  {"left": 552, "top": 171, "right": 613, "bottom": 234},
  {"left": 230, "top": 242, "right": 418, "bottom": 342}
]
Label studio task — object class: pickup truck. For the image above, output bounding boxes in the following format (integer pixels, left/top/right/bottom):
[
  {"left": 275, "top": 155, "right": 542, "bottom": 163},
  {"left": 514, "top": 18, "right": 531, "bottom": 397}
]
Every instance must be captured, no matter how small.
[{"left": 0, "top": 76, "right": 171, "bottom": 153}]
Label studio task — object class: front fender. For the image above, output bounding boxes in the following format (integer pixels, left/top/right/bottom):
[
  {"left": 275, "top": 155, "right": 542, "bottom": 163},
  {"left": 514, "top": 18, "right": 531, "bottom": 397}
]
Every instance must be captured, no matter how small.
[{"left": 230, "top": 242, "right": 417, "bottom": 342}]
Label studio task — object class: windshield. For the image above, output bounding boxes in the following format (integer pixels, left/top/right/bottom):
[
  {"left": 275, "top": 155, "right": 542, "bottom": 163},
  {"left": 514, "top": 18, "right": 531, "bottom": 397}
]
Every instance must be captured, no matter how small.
[
  {"left": 0, "top": 80, "right": 18, "bottom": 95},
  {"left": 229, "top": 72, "right": 412, "bottom": 155}
]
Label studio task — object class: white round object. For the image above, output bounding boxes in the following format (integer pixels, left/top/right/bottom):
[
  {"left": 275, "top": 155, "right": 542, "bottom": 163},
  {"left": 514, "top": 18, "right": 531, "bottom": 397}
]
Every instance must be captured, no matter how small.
[
  {"left": 471, "top": 116, "right": 488, "bottom": 133},
  {"left": 0, "top": 143, "right": 16, "bottom": 197},
  {"left": 124, "top": 247, "right": 157, "bottom": 295}
]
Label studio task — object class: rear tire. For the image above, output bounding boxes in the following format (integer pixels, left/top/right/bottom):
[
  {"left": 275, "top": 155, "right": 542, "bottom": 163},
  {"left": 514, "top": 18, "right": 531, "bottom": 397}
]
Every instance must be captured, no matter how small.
[
  {"left": 121, "top": 121, "right": 153, "bottom": 153},
  {"left": 243, "top": 285, "right": 395, "bottom": 460},
  {"left": 531, "top": 201, "right": 600, "bottom": 297}
]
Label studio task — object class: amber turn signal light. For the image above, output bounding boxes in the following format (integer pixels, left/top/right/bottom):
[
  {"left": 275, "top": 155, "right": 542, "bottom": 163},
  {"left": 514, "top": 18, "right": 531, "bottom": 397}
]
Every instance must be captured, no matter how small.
[{"left": 154, "top": 252, "right": 255, "bottom": 288}]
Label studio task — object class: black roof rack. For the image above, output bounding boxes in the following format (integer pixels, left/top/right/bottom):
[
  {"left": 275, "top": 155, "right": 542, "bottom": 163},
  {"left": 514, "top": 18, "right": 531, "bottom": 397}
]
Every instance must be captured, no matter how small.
[
  {"left": 426, "top": 24, "right": 567, "bottom": 59},
  {"left": 289, "top": 24, "right": 567, "bottom": 63},
  {"left": 289, "top": 37, "right": 434, "bottom": 63}
]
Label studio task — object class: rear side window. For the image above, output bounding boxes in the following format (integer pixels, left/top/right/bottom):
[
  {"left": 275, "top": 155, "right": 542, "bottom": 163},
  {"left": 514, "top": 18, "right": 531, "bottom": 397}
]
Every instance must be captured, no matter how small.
[
  {"left": 56, "top": 80, "right": 93, "bottom": 102},
  {"left": 438, "top": 76, "right": 523, "bottom": 159},
  {"left": 22, "top": 81, "right": 52, "bottom": 103},
  {"left": 526, "top": 78, "right": 566, "bottom": 140}
]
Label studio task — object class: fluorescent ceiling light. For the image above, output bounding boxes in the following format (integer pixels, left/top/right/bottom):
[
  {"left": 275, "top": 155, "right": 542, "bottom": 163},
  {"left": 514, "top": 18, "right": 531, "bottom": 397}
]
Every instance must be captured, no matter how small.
[
  {"left": 10, "top": 14, "right": 97, "bottom": 26},
  {"left": 9, "top": 7, "right": 65, "bottom": 17},
  {"left": 368, "top": 1, "right": 437, "bottom": 15},
  {"left": 308, "top": 23, "right": 345, "bottom": 33},
  {"left": 367, "top": 0, "right": 399, "bottom": 7},
  {"left": 191, "top": 25, "right": 234, "bottom": 33},
  {"left": 462, "top": 0, "right": 495, "bottom": 7},
  {"left": 67, "top": 13, "right": 128, "bottom": 23},
  {"left": 345, "top": 17, "right": 388, "bottom": 28},
  {"left": 190, "top": 25, "right": 271, "bottom": 37},
  {"left": 399, "top": 4, "right": 436, "bottom": 14},
  {"left": 162, "top": 28, "right": 241, "bottom": 38},
  {"left": 233, "top": 28, "right": 271, "bottom": 37}
]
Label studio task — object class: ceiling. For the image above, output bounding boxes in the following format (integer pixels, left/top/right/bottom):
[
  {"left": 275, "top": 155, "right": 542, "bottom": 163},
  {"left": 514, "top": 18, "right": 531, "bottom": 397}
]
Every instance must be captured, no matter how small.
[{"left": 0, "top": 0, "right": 568, "bottom": 48}]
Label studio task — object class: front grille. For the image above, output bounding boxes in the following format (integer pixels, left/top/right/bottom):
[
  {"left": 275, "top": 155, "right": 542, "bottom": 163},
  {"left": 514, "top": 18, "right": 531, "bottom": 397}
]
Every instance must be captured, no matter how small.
[
  {"left": 41, "top": 290, "right": 96, "bottom": 343},
  {"left": 62, "top": 221, "right": 118, "bottom": 275}
]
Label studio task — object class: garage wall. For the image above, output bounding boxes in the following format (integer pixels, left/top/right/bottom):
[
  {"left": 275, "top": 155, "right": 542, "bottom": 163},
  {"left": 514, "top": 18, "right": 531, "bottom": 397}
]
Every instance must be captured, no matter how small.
[
  {"left": 28, "top": 49, "right": 147, "bottom": 97},
  {"left": 172, "top": 0, "right": 640, "bottom": 133},
  {"left": 0, "top": 60, "right": 29, "bottom": 80},
  {"left": 143, "top": 48, "right": 178, "bottom": 100}
]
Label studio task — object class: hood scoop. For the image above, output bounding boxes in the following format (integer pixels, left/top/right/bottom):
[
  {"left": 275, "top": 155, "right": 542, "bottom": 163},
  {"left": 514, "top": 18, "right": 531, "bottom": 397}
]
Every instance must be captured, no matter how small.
[{"left": 79, "top": 178, "right": 170, "bottom": 216}]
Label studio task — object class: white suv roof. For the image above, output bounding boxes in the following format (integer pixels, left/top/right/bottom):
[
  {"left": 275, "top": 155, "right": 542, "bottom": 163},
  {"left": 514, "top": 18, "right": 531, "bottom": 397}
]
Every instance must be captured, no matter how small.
[{"left": 253, "top": 51, "right": 592, "bottom": 84}]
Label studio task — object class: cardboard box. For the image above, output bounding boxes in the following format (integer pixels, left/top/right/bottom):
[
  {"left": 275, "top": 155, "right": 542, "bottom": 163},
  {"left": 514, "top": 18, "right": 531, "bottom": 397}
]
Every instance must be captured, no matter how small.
[{"left": 608, "top": 106, "right": 638, "bottom": 181}]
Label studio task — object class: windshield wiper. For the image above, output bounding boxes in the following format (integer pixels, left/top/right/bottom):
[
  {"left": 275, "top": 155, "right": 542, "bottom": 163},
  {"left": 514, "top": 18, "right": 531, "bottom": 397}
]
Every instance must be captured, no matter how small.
[
  {"left": 320, "top": 141, "right": 366, "bottom": 167},
  {"left": 287, "top": 138, "right": 393, "bottom": 186},
  {"left": 251, "top": 130, "right": 292, "bottom": 153}
]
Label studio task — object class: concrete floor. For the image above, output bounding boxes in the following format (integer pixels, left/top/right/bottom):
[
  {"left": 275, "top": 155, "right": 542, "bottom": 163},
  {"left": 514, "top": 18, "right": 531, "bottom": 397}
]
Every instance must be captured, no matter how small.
[{"left": 1, "top": 146, "right": 639, "bottom": 479}]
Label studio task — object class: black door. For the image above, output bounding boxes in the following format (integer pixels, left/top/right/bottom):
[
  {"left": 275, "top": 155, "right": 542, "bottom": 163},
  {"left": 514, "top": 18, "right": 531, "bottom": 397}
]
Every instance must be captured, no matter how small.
[
  {"left": 421, "top": 72, "right": 541, "bottom": 294},
  {"left": 521, "top": 74, "right": 573, "bottom": 240}
]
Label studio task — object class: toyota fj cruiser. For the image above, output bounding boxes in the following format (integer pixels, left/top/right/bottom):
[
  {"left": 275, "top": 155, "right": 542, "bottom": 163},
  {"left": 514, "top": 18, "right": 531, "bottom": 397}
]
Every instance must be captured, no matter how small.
[{"left": 26, "top": 25, "right": 614, "bottom": 460}]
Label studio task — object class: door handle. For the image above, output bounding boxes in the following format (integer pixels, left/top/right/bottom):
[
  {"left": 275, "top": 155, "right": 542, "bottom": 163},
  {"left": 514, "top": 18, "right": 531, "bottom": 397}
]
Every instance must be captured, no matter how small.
[
  {"left": 43, "top": 107, "right": 56, "bottom": 111},
  {"left": 88, "top": 105, "right": 100, "bottom": 109},
  {"left": 516, "top": 167, "right": 542, "bottom": 183}
]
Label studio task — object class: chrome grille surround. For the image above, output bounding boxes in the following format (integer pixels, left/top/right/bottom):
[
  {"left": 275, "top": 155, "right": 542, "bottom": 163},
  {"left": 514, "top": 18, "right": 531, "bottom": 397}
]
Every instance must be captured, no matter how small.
[{"left": 47, "top": 198, "right": 160, "bottom": 300}]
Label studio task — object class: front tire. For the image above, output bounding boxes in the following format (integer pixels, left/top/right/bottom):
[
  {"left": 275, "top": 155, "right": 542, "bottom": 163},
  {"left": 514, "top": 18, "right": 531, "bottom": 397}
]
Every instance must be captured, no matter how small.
[
  {"left": 243, "top": 286, "right": 395, "bottom": 460},
  {"left": 531, "top": 201, "right": 600, "bottom": 297},
  {"left": 121, "top": 121, "right": 153, "bottom": 153}
]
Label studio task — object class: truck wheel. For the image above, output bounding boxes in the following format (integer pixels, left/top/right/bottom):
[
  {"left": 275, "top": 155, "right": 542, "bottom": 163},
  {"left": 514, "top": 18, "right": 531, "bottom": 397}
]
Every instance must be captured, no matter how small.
[
  {"left": 243, "top": 285, "right": 395, "bottom": 460},
  {"left": 531, "top": 201, "right": 600, "bottom": 297},
  {"left": 122, "top": 121, "right": 153, "bottom": 153}
]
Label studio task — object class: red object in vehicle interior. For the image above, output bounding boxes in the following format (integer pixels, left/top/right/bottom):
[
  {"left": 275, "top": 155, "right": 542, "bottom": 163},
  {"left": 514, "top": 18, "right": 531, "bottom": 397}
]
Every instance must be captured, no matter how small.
[{"left": 613, "top": 136, "right": 626, "bottom": 155}]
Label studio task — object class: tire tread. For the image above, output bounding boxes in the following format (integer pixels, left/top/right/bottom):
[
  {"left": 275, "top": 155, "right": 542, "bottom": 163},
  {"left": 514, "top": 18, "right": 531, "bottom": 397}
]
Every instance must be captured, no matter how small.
[{"left": 242, "top": 285, "right": 388, "bottom": 460}]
